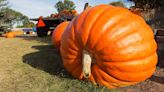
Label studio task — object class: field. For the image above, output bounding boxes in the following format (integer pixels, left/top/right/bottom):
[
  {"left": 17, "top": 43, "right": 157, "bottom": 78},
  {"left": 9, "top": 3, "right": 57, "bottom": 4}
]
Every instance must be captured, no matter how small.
[{"left": 0, "top": 35, "right": 164, "bottom": 92}]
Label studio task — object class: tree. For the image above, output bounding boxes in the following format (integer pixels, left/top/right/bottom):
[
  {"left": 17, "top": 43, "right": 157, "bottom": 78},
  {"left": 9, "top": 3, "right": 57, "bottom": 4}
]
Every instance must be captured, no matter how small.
[
  {"left": 3, "top": 8, "right": 31, "bottom": 27},
  {"left": 16, "top": 22, "right": 35, "bottom": 28},
  {"left": 55, "top": 0, "right": 76, "bottom": 13},
  {"left": 109, "top": 1, "right": 126, "bottom": 8},
  {"left": 4, "top": 8, "right": 22, "bottom": 26},
  {"left": 0, "top": 0, "right": 9, "bottom": 33},
  {"left": 0, "top": 0, "right": 34, "bottom": 34},
  {"left": 128, "top": 0, "right": 164, "bottom": 28},
  {"left": 0, "top": 0, "right": 8, "bottom": 22},
  {"left": 128, "top": 0, "right": 164, "bottom": 9},
  {"left": 0, "top": 0, "right": 8, "bottom": 11}
]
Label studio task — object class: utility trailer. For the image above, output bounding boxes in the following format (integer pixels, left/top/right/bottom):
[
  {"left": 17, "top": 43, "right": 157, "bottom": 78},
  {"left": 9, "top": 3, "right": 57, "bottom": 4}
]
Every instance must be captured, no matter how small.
[
  {"left": 154, "top": 29, "right": 164, "bottom": 66},
  {"left": 30, "top": 14, "right": 75, "bottom": 37},
  {"left": 30, "top": 2, "right": 92, "bottom": 37}
]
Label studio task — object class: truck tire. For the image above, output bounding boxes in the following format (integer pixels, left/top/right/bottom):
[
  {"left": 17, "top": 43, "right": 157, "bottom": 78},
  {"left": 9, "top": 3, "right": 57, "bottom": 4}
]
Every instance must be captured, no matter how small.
[{"left": 36, "top": 27, "right": 49, "bottom": 37}]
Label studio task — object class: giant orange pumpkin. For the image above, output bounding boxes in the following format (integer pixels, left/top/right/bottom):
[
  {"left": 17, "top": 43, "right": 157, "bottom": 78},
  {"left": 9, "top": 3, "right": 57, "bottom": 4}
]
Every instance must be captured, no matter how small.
[
  {"left": 60, "top": 5, "right": 158, "bottom": 88},
  {"left": 52, "top": 21, "right": 69, "bottom": 47}
]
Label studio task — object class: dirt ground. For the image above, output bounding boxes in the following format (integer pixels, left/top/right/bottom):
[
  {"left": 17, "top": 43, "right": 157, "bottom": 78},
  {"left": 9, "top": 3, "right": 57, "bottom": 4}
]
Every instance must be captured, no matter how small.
[{"left": 0, "top": 35, "right": 164, "bottom": 92}]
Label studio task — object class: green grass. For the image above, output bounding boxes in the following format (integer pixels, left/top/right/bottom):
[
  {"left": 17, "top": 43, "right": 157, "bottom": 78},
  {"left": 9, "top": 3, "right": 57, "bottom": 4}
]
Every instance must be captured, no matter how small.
[{"left": 0, "top": 36, "right": 119, "bottom": 92}]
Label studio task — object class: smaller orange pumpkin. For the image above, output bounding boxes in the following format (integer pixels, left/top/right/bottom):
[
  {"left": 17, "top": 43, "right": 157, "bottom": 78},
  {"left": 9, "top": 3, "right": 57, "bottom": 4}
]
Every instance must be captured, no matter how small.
[
  {"left": 52, "top": 21, "right": 69, "bottom": 47},
  {"left": 6, "top": 32, "right": 15, "bottom": 38},
  {"left": 71, "top": 10, "right": 78, "bottom": 15}
]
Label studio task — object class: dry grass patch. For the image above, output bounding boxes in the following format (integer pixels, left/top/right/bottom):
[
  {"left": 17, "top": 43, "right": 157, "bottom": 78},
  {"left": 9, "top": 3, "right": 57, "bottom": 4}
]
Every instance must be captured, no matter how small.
[
  {"left": 1, "top": 36, "right": 163, "bottom": 92},
  {"left": 0, "top": 36, "right": 117, "bottom": 92}
]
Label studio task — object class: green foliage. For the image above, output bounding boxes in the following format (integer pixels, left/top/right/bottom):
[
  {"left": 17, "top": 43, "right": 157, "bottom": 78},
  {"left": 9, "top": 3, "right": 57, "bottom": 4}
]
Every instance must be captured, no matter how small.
[
  {"left": 55, "top": 0, "right": 76, "bottom": 13},
  {"left": 2, "top": 8, "right": 32, "bottom": 27},
  {"left": 17, "top": 22, "right": 35, "bottom": 28},
  {"left": 0, "top": 0, "right": 34, "bottom": 32},
  {"left": 0, "top": 0, "right": 8, "bottom": 22},
  {"left": 0, "top": 0, "right": 7, "bottom": 9},
  {"left": 109, "top": 1, "right": 126, "bottom": 8},
  {"left": 4, "top": 8, "right": 23, "bottom": 25},
  {"left": 129, "top": 0, "right": 164, "bottom": 28},
  {"left": 0, "top": 0, "right": 9, "bottom": 32}
]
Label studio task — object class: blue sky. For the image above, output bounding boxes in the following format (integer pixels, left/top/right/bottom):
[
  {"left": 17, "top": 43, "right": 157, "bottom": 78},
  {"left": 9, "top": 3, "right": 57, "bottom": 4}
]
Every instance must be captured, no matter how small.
[{"left": 9, "top": 0, "right": 133, "bottom": 18}]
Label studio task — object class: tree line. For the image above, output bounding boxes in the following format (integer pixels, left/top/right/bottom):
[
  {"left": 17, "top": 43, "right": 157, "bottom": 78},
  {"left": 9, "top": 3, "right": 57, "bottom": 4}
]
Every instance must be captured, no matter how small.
[
  {"left": 0, "top": 0, "right": 35, "bottom": 33},
  {"left": 1, "top": 0, "right": 163, "bottom": 33}
]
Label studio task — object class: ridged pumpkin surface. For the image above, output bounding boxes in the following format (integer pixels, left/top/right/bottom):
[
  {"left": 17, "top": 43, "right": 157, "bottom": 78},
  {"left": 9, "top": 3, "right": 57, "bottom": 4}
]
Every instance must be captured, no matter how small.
[
  {"left": 52, "top": 21, "right": 69, "bottom": 47},
  {"left": 60, "top": 5, "right": 158, "bottom": 88}
]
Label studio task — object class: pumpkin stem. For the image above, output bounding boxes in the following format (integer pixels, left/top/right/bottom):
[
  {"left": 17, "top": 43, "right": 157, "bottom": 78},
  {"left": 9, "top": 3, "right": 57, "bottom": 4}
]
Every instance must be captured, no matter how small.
[{"left": 82, "top": 50, "right": 92, "bottom": 78}]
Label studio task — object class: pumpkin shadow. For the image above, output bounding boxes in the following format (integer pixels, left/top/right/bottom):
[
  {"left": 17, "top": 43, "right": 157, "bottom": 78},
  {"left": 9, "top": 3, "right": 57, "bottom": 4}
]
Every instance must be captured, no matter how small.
[
  {"left": 22, "top": 45, "right": 72, "bottom": 78},
  {"left": 150, "top": 75, "right": 164, "bottom": 84}
]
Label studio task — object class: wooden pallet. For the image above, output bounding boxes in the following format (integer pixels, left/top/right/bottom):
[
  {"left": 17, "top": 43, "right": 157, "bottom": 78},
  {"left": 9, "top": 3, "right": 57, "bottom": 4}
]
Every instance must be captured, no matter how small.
[
  {"left": 154, "top": 29, "right": 164, "bottom": 66},
  {"left": 154, "top": 29, "right": 164, "bottom": 52},
  {"left": 154, "top": 29, "right": 164, "bottom": 43}
]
